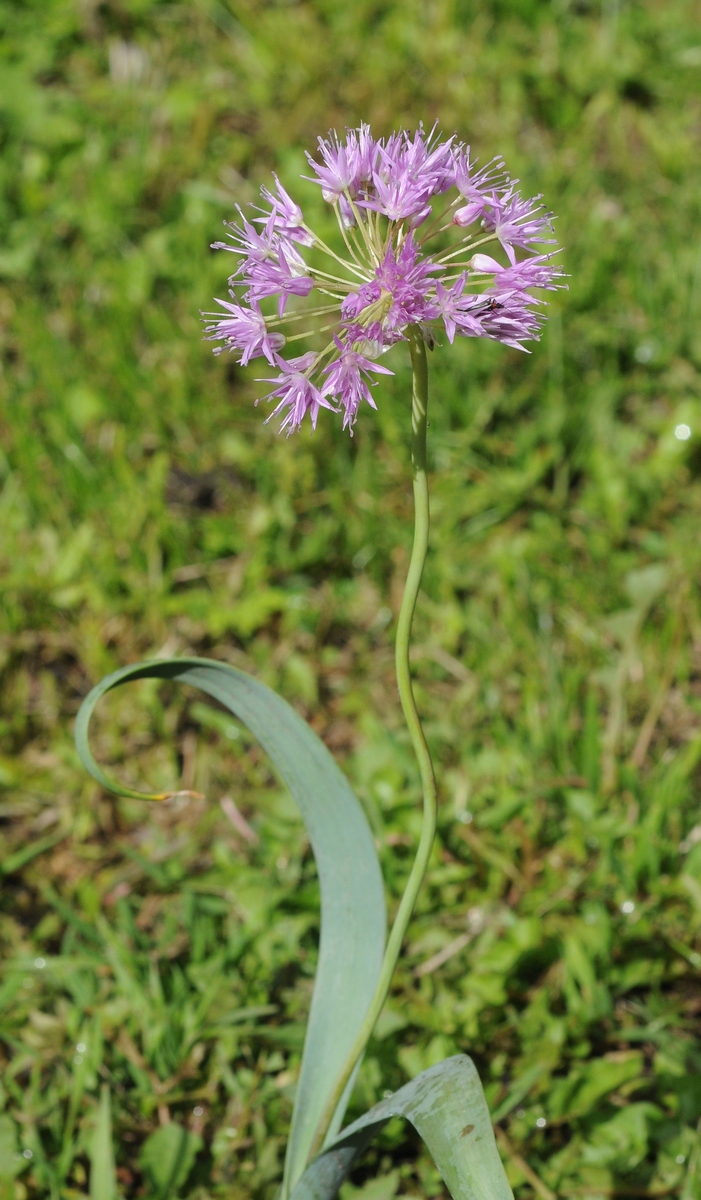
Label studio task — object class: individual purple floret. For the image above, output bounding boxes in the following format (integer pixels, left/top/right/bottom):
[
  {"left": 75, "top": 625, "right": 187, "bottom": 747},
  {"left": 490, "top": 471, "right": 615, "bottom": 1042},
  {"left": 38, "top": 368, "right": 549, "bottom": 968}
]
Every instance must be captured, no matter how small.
[
  {"left": 471, "top": 252, "right": 564, "bottom": 292},
  {"left": 204, "top": 298, "right": 285, "bottom": 364},
  {"left": 243, "top": 241, "right": 314, "bottom": 317},
  {"left": 481, "top": 185, "right": 556, "bottom": 264},
  {"left": 262, "top": 353, "right": 335, "bottom": 435},
  {"left": 321, "top": 338, "right": 394, "bottom": 431},
  {"left": 204, "top": 122, "right": 565, "bottom": 434},
  {"left": 305, "top": 125, "right": 379, "bottom": 202},
  {"left": 255, "top": 174, "right": 314, "bottom": 246},
  {"left": 453, "top": 146, "right": 507, "bottom": 204}
]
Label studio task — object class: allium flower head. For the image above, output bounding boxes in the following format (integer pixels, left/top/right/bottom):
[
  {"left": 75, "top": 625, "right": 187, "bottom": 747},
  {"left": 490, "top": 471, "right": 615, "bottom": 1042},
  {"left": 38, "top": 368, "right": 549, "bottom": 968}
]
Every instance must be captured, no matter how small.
[{"left": 204, "top": 122, "right": 565, "bottom": 434}]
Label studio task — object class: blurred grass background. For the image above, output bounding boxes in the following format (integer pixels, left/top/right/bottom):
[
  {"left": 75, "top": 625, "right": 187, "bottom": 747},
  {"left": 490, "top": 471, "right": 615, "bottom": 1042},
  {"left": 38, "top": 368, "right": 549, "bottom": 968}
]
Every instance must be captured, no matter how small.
[{"left": 2, "top": 0, "right": 701, "bottom": 1196}]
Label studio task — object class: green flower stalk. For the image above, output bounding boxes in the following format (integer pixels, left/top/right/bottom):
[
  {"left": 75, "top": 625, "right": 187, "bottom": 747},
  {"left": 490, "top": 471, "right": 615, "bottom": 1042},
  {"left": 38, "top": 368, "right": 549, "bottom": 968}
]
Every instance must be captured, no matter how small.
[{"left": 308, "top": 327, "right": 436, "bottom": 1159}]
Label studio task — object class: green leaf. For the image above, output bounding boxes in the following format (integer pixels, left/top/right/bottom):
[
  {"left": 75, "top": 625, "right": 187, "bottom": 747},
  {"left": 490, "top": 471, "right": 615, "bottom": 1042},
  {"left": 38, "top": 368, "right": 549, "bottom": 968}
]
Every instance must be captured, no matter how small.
[
  {"left": 139, "top": 1123, "right": 202, "bottom": 1198},
  {"left": 566, "top": 1054, "right": 643, "bottom": 1119},
  {"left": 0, "top": 1114, "right": 20, "bottom": 1182},
  {"left": 624, "top": 564, "right": 668, "bottom": 610},
  {"left": 0, "top": 830, "right": 66, "bottom": 876},
  {"left": 290, "top": 1055, "right": 513, "bottom": 1200},
  {"left": 582, "top": 1103, "right": 661, "bottom": 1171},
  {"left": 89, "top": 1086, "right": 117, "bottom": 1200},
  {"left": 75, "top": 656, "right": 386, "bottom": 1195}
]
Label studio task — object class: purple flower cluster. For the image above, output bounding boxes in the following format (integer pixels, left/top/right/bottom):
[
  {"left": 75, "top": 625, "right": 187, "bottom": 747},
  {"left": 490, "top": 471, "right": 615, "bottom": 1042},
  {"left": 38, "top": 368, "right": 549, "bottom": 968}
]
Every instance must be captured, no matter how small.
[{"left": 205, "top": 123, "right": 564, "bottom": 434}]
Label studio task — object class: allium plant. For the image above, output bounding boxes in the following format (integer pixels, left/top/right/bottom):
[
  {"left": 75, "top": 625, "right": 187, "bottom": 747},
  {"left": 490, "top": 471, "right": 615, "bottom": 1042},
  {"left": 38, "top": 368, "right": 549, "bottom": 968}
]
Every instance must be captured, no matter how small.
[{"left": 77, "top": 124, "right": 563, "bottom": 1200}]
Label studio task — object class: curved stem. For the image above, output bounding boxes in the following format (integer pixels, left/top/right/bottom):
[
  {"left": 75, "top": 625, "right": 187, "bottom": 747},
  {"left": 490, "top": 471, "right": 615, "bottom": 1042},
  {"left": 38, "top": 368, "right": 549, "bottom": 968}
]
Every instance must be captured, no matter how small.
[{"left": 307, "top": 326, "right": 437, "bottom": 1162}]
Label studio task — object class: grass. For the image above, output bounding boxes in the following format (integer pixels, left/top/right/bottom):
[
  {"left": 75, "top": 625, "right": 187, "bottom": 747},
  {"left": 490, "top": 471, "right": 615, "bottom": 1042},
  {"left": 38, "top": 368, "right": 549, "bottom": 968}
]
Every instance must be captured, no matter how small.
[{"left": 2, "top": 0, "right": 701, "bottom": 1196}]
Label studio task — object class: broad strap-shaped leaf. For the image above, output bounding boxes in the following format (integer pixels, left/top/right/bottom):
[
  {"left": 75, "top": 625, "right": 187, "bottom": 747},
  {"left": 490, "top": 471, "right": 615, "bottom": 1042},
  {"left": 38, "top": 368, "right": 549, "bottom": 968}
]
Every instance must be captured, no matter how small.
[
  {"left": 75, "top": 657, "right": 386, "bottom": 1196},
  {"left": 290, "top": 1055, "right": 513, "bottom": 1200}
]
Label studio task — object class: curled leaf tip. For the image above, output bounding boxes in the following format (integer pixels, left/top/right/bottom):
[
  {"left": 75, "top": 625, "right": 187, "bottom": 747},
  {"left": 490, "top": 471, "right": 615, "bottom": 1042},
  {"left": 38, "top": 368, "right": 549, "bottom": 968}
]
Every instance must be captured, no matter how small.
[{"left": 135, "top": 788, "right": 205, "bottom": 803}]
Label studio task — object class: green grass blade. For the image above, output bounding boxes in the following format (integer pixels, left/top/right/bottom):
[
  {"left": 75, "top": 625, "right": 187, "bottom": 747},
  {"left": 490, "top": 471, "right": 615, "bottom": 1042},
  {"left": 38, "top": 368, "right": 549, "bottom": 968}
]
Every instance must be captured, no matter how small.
[
  {"left": 290, "top": 1055, "right": 513, "bottom": 1200},
  {"left": 75, "top": 657, "right": 386, "bottom": 1195},
  {"left": 89, "top": 1085, "right": 117, "bottom": 1200}
]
